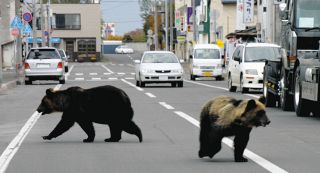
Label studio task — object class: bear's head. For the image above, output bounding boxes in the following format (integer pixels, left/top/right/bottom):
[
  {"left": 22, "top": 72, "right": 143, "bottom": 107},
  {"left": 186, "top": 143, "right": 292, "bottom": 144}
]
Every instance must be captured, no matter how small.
[
  {"left": 237, "top": 96, "right": 270, "bottom": 127},
  {"left": 37, "top": 88, "right": 73, "bottom": 115}
]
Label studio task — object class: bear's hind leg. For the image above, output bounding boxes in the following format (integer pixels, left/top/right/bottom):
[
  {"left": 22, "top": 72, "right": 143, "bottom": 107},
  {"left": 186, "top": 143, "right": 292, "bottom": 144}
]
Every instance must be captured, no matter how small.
[
  {"left": 234, "top": 128, "right": 252, "bottom": 162},
  {"left": 105, "top": 124, "right": 122, "bottom": 142},
  {"left": 123, "top": 121, "right": 143, "bottom": 142},
  {"left": 78, "top": 121, "right": 95, "bottom": 143}
]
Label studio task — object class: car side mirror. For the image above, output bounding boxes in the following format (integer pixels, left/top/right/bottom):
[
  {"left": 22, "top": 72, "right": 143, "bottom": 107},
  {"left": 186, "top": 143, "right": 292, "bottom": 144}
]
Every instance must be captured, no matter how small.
[
  {"left": 189, "top": 55, "right": 193, "bottom": 59},
  {"left": 134, "top": 60, "right": 141, "bottom": 64},
  {"left": 234, "top": 56, "right": 241, "bottom": 62}
]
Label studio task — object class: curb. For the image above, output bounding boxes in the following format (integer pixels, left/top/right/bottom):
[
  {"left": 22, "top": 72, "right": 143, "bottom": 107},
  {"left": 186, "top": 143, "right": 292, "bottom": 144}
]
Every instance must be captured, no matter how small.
[{"left": 0, "top": 80, "right": 18, "bottom": 93}]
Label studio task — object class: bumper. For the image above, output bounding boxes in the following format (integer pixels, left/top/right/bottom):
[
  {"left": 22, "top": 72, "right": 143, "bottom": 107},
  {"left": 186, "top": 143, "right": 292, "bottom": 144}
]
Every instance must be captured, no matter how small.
[
  {"left": 25, "top": 69, "right": 64, "bottom": 81},
  {"left": 242, "top": 75, "right": 263, "bottom": 89},
  {"left": 140, "top": 73, "right": 183, "bottom": 83},
  {"left": 192, "top": 68, "right": 223, "bottom": 77}
]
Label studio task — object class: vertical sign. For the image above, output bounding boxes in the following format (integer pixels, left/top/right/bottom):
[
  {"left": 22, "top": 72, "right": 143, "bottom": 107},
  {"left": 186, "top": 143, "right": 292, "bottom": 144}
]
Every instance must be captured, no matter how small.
[
  {"left": 244, "top": 0, "right": 254, "bottom": 23},
  {"left": 187, "top": 7, "right": 193, "bottom": 24},
  {"left": 236, "top": 0, "right": 246, "bottom": 30},
  {"left": 175, "top": 11, "right": 181, "bottom": 31}
]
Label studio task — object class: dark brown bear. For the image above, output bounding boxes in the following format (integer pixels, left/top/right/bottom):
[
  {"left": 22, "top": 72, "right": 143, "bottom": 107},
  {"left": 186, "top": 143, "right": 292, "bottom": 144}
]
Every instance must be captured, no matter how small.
[
  {"left": 37, "top": 85, "right": 142, "bottom": 143},
  {"left": 199, "top": 96, "right": 270, "bottom": 162}
]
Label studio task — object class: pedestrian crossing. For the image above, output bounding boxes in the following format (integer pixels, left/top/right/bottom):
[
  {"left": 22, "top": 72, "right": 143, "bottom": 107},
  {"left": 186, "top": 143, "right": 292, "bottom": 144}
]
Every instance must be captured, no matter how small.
[{"left": 67, "top": 72, "right": 136, "bottom": 81}]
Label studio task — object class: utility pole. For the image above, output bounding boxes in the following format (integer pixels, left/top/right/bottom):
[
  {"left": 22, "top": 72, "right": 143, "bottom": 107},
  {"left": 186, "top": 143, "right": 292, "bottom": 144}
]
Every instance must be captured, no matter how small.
[
  {"left": 40, "top": 0, "right": 46, "bottom": 47},
  {"left": 165, "top": 0, "right": 168, "bottom": 51},
  {"left": 47, "top": 0, "right": 51, "bottom": 47},
  {"left": 32, "top": 0, "right": 37, "bottom": 48},
  {"left": 154, "top": 0, "right": 158, "bottom": 50},
  {"left": 192, "top": 0, "right": 197, "bottom": 43},
  {"left": 169, "top": 0, "right": 173, "bottom": 51}
]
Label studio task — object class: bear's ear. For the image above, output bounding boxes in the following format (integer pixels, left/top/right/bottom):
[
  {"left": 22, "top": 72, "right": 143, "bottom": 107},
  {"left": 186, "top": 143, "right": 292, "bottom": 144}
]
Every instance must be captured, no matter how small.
[
  {"left": 46, "top": 88, "right": 54, "bottom": 97},
  {"left": 258, "top": 96, "right": 266, "bottom": 105},
  {"left": 243, "top": 99, "right": 257, "bottom": 114}
]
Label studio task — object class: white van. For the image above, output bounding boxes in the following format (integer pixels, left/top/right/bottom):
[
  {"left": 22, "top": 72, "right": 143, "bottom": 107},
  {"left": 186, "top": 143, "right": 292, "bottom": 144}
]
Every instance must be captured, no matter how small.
[{"left": 189, "top": 44, "right": 223, "bottom": 80}]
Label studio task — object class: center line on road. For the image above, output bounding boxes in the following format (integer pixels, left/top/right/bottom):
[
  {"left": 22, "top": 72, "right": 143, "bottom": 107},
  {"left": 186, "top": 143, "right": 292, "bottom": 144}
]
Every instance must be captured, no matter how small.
[
  {"left": 89, "top": 73, "right": 98, "bottom": 75},
  {"left": 65, "top": 65, "right": 74, "bottom": 80},
  {"left": 101, "top": 64, "right": 114, "bottom": 74},
  {"left": 75, "top": 73, "right": 83, "bottom": 76},
  {"left": 0, "top": 85, "right": 63, "bottom": 173},
  {"left": 173, "top": 111, "right": 288, "bottom": 173},
  {"left": 145, "top": 93, "right": 156, "bottom": 98},
  {"left": 159, "top": 102, "right": 175, "bottom": 110},
  {"left": 121, "top": 79, "right": 144, "bottom": 91}
]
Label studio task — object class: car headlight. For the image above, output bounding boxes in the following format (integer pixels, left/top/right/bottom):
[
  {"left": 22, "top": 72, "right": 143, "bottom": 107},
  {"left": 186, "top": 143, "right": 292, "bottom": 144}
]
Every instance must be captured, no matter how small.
[
  {"left": 171, "top": 69, "right": 183, "bottom": 73},
  {"left": 245, "top": 69, "right": 258, "bottom": 75},
  {"left": 141, "top": 69, "right": 154, "bottom": 74}
]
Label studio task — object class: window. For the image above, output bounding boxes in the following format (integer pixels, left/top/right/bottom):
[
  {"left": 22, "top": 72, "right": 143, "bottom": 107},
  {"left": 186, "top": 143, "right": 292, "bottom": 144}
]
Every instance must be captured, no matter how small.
[
  {"left": 78, "top": 40, "right": 96, "bottom": 53},
  {"left": 53, "top": 14, "right": 81, "bottom": 30}
]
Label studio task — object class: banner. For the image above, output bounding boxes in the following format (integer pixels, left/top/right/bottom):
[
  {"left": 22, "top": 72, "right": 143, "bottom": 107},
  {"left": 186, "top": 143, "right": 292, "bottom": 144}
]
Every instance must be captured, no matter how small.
[{"left": 243, "top": 0, "right": 254, "bottom": 24}]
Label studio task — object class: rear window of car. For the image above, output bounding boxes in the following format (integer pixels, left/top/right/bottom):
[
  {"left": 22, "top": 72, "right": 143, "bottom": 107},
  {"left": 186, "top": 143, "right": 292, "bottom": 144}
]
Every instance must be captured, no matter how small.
[
  {"left": 27, "top": 49, "right": 60, "bottom": 59},
  {"left": 142, "top": 53, "right": 178, "bottom": 63},
  {"left": 194, "top": 49, "right": 220, "bottom": 59}
]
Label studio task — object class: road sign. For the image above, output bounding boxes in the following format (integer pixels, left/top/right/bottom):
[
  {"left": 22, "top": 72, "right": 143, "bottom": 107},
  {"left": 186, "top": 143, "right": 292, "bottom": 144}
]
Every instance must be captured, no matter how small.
[
  {"left": 22, "top": 23, "right": 32, "bottom": 35},
  {"left": 22, "top": 12, "right": 32, "bottom": 22},
  {"left": 10, "top": 16, "right": 23, "bottom": 29},
  {"left": 11, "top": 28, "right": 20, "bottom": 37}
]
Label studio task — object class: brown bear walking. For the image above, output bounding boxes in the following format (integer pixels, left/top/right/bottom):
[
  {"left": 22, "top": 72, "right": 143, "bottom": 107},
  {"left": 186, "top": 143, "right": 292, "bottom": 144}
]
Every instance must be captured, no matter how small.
[
  {"left": 37, "top": 85, "right": 143, "bottom": 143},
  {"left": 199, "top": 96, "right": 270, "bottom": 162}
]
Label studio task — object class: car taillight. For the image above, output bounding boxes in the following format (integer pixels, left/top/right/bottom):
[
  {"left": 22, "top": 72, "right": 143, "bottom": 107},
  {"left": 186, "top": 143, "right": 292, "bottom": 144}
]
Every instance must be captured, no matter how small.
[
  {"left": 24, "top": 63, "right": 30, "bottom": 69},
  {"left": 57, "top": 62, "right": 63, "bottom": 69}
]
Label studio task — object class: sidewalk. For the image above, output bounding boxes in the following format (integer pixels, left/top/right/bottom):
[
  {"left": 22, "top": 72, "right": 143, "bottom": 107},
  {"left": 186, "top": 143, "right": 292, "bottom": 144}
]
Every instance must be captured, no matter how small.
[{"left": 0, "top": 69, "right": 18, "bottom": 93}]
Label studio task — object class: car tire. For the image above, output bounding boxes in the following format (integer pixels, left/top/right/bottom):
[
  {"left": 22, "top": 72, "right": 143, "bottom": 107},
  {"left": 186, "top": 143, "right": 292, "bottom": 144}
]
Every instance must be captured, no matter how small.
[
  {"left": 178, "top": 81, "right": 183, "bottom": 87},
  {"left": 240, "top": 75, "right": 249, "bottom": 93},
  {"left": 190, "top": 74, "right": 196, "bottom": 81},
  {"left": 25, "top": 80, "right": 32, "bottom": 85},
  {"left": 263, "top": 68, "right": 276, "bottom": 107},
  {"left": 216, "top": 75, "right": 223, "bottom": 81},
  {"left": 280, "top": 67, "right": 294, "bottom": 111},
  {"left": 59, "top": 79, "right": 65, "bottom": 84},
  {"left": 136, "top": 80, "right": 140, "bottom": 87},
  {"left": 65, "top": 66, "right": 69, "bottom": 73},
  {"left": 228, "top": 74, "right": 237, "bottom": 92},
  {"left": 294, "top": 66, "right": 311, "bottom": 117},
  {"left": 171, "top": 82, "right": 177, "bottom": 87},
  {"left": 140, "top": 81, "right": 145, "bottom": 87}
]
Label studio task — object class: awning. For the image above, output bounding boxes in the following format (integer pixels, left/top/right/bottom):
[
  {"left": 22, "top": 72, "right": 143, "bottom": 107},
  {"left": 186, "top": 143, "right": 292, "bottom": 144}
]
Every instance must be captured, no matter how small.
[{"left": 27, "top": 37, "right": 61, "bottom": 43}]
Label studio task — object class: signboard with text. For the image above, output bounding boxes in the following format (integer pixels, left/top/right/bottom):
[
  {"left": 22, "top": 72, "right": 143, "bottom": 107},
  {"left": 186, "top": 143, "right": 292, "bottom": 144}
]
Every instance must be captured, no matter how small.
[{"left": 243, "top": 0, "right": 254, "bottom": 23}]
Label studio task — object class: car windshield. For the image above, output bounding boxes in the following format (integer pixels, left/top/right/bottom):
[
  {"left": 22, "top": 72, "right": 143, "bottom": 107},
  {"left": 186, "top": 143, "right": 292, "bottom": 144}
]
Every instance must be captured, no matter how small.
[
  {"left": 142, "top": 53, "right": 178, "bottom": 63},
  {"left": 295, "top": 0, "right": 320, "bottom": 28},
  {"left": 27, "top": 49, "right": 60, "bottom": 59},
  {"left": 58, "top": 50, "right": 66, "bottom": 58},
  {"left": 194, "top": 49, "right": 220, "bottom": 59},
  {"left": 245, "top": 47, "right": 281, "bottom": 62}
]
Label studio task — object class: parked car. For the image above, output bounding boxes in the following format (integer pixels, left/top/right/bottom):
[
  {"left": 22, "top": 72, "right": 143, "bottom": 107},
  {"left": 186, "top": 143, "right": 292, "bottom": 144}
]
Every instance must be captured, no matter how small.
[
  {"left": 228, "top": 43, "right": 281, "bottom": 93},
  {"left": 115, "top": 45, "right": 134, "bottom": 54},
  {"left": 24, "top": 47, "right": 66, "bottom": 85},
  {"left": 189, "top": 44, "right": 224, "bottom": 80},
  {"left": 58, "top": 49, "right": 69, "bottom": 72},
  {"left": 135, "top": 51, "right": 184, "bottom": 87}
]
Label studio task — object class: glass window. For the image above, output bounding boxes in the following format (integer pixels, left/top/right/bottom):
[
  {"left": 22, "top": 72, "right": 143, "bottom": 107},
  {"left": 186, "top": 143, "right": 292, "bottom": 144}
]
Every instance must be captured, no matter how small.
[
  {"left": 142, "top": 53, "right": 179, "bottom": 63},
  {"left": 194, "top": 49, "right": 220, "bottom": 59},
  {"left": 27, "top": 49, "right": 60, "bottom": 59},
  {"left": 54, "top": 14, "right": 81, "bottom": 30},
  {"left": 244, "top": 47, "right": 281, "bottom": 62},
  {"left": 295, "top": 0, "right": 320, "bottom": 28}
]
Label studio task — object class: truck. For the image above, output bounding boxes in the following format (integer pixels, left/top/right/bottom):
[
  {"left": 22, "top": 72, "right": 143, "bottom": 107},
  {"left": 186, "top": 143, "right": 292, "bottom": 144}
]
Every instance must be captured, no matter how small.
[{"left": 263, "top": 0, "right": 320, "bottom": 117}]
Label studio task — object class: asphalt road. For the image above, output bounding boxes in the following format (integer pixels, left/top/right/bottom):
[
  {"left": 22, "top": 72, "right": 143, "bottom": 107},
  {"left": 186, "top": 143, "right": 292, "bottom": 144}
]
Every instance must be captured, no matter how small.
[{"left": 1, "top": 52, "right": 320, "bottom": 173}]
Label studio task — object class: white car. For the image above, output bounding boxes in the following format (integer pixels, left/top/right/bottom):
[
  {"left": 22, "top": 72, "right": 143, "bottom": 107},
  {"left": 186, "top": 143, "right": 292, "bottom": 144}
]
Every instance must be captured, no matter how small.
[
  {"left": 135, "top": 51, "right": 184, "bottom": 87},
  {"left": 228, "top": 43, "right": 281, "bottom": 93},
  {"left": 24, "top": 47, "right": 66, "bottom": 85},
  {"left": 115, "top": 45, "right": 134, "bottom": 54}
]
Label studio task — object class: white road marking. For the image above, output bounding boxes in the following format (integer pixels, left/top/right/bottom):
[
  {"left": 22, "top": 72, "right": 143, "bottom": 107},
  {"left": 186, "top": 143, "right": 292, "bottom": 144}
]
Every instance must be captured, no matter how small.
[
  {"left": 89, "top": 73, "right": 98, "bottom": 76},
  {"left": 117, "top": 72, "right": 125, "bottom": 75},
  {"left": 0, "top": 85, "right": 63, "bottom": 173},
  {"left": 173, "top": 111, "right": 288, "bottom": 173},
  {"left": 145, "top": 93, "right": 156, "bottom": 98},
  {"left": 91, "top": 77, "right": 101, "bottom": 80},
  {"left": 108, "top": 77, "right": 118, "bottom": 80},
  {"left": 121, "top": 79, "right": 144, "bottom": 91},
  {"left": 75, "top": 78, "right": 84, "bottom": 81},
  {"left": 159, "top": 102, "right": 175, "bottom": 110},
  {"left": 75, "top": 73, "right": 83, "bottom": 76},
  {"left": 65, "top": 65, "right": 74, "bottom": 80},
  {"left": 127, "top": 64, "right": 134, "bottom": 67},
  {"left": 131, "top": 73, "right": 136, "bottom": 75},
  {"left": 124, "top": 77, "right": 134, "bottom": 80},
  {"left": 104, "top": 73, "right": 112, "bottom": 75},
  {"left": 101, "top": 64, "right": 114, "bottom": 74}
]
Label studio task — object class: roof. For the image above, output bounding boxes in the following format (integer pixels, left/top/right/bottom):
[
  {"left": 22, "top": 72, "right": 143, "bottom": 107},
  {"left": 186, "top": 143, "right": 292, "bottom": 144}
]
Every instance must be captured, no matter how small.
[
  {"left": 143, "top": 51, "right": 174, "bottom": 54},
  {"left": 239, "top": 43, "right": 280, "bottom": 48},
  {"left": 194, "top": 44, "right": 220, "bottom": 49},
  {"left": 30, "top": 47, "right": 57, "bottom": 50}
]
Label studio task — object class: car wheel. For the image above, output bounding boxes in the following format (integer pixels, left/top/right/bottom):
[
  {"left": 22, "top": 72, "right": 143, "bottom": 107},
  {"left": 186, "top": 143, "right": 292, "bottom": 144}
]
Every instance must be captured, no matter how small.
[
  {"left": 25, "top": 80, "right": 32, "bottom": 85},
  {"left": 280, "top": 67, "right": 294, "bottom": 111},
  {"left": 216, "top": 75, "right": 223, "bottom": 81},
  {"left": 140, "top": 81, "right": 145, "bottom": 87},
  {"left": 65, "top": 66, "right": 69, "bottom": 73},
  {"left": 178, "top": 81, "right": 183, "bottom": 87},
  {"left": 263, "top": 68, "right": 276, "bottom": 107},
  {"left": 59, "top": 79, "right": 65, "bottom": 84},
  {"left": 171, "top": 82, "right": 177, "bottom": 87},
  {"left": 136, "top": 80, "right": 140, "bottom": 87},
  {"left": 228, "top": 74, "right": 236, "bottom": 92},
  {"left": 240, "top": 75, "right": 249, "bottom": 93},
  {"left": 294, "top": 66, "right": 310, "bottom": 117}
]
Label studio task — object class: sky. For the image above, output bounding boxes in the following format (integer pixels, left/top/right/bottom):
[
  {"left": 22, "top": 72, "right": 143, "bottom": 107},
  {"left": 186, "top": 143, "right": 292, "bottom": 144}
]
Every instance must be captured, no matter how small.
[{"left": 100, "top": 0, "right": 143, "bottom": 35}]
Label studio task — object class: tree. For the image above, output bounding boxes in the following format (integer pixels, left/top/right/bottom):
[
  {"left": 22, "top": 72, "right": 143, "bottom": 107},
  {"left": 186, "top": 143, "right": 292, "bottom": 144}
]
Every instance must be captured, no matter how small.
[{"left": 124, "top": 29, "right": 146, "bottom": 42}]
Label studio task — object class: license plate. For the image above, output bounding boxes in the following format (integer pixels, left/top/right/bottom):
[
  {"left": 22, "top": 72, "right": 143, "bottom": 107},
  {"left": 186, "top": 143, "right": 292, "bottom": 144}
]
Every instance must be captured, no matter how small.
[
  {"left": 159, "top": 76, "right": 168, "bottom": 80},
  {"left": 37, "top": 64, "right": 50, "bottom": 68},
  {"left": 202, "top": 72, "right": 213, "bottom": 77}
]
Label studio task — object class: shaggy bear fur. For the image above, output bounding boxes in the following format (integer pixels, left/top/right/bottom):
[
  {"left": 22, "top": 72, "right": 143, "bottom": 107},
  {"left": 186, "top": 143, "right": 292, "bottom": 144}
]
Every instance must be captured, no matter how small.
[
  {"left": 37, "top": 85, "right": 142, "bottom": 143},
  {"left": 199, "top": 96, "right": 270, "bottom": 162}
]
